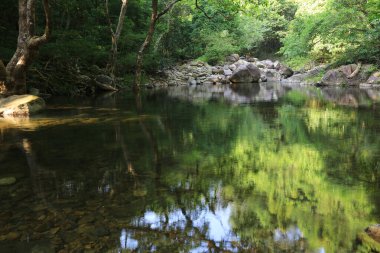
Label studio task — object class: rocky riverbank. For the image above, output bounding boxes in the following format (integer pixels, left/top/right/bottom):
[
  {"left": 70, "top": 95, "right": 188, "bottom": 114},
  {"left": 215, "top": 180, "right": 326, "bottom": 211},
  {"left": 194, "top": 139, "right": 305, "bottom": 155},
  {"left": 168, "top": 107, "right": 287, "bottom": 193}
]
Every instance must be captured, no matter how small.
[{"left": 145, "top": 54, "right": 380, "bottom": 89}]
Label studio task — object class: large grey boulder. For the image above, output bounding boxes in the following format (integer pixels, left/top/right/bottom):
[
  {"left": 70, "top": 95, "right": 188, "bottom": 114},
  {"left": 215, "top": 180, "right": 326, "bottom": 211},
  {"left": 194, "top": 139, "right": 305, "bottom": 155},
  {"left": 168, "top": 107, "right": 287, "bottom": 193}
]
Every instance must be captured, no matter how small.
[
  {"left": 229, "top": 63, "right": 261, "bottom": 83},
  {"left": 0, "top": 95, "right": 45, "bottom": 117}
]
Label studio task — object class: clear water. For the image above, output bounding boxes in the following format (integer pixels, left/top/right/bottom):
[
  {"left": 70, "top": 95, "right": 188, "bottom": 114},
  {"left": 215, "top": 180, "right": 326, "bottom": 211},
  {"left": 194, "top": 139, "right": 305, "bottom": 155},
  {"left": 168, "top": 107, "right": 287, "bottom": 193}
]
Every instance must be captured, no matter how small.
[{"left": 1, "top": 84, "right": 380, "bottom": 252}]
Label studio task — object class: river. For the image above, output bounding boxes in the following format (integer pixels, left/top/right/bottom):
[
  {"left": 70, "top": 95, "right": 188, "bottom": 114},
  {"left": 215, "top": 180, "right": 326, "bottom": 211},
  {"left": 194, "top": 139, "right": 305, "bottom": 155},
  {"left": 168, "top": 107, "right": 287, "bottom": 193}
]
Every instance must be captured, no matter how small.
[{"left": 1, "top": 84, "right": 380, "bottom": 252}]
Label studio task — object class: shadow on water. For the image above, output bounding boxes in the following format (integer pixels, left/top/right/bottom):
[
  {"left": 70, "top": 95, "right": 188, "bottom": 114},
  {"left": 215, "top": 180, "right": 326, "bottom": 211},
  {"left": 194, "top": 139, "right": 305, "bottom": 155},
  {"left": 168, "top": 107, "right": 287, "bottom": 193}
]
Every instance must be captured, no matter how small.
[{"left": 1, "top": 84, "right": 380, "bottom": 252}]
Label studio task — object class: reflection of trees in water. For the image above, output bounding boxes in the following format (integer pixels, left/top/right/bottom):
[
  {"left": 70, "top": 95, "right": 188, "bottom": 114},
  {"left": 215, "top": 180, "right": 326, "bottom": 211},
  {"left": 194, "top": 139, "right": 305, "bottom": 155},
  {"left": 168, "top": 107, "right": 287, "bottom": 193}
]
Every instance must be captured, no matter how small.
[{"left": 1, "top": 92, "right": 380, "bottom": 251}]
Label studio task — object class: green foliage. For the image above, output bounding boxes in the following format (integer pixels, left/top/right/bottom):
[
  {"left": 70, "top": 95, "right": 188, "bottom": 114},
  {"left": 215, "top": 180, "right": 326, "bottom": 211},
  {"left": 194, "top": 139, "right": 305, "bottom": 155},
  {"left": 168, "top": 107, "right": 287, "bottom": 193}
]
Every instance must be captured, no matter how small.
[
  {"left": 198, "top": 30, "right": 238, "bottom": 64},
  {"left": 281, "top": 0, "right": 380, "bottom": 65}
]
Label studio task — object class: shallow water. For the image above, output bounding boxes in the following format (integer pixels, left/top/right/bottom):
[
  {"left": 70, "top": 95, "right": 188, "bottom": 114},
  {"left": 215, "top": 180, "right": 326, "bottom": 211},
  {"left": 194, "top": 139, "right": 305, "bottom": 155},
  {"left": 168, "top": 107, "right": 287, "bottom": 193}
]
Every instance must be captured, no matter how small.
[{"left": 1, "top": 84, "right": 380, "bottom": 252}]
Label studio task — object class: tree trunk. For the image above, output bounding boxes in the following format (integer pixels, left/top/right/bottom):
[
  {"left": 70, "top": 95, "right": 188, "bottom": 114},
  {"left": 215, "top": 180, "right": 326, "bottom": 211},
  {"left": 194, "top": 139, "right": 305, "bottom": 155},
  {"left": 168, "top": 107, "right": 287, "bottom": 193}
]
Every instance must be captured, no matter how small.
[
  {"left": 106, "top": 0, "right": 129, "bottom": 76},
  {"left": 134, "top": 0, "right": 182, "bottom": 91},
  {"left": 134, "top": 0, "right": 158, "bottom": 90},
  {"left": 4, "top": 0, "right": 51, "bottom": 95}
]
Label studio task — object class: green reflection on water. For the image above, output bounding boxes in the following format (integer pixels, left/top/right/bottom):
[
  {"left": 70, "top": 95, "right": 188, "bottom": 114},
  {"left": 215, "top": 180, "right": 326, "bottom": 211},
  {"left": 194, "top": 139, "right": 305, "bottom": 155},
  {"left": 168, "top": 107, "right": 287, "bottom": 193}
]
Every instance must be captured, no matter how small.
[{"left": 0, "top": 90, "right": 380, "bottom": 252}]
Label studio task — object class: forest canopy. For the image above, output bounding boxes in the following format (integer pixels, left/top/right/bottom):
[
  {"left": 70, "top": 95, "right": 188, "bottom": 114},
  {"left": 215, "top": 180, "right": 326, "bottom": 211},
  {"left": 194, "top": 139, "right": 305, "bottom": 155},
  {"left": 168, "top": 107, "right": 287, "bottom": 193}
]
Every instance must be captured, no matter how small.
[{"left": 0, "top": 0, "right": 379, "bottom": 94}]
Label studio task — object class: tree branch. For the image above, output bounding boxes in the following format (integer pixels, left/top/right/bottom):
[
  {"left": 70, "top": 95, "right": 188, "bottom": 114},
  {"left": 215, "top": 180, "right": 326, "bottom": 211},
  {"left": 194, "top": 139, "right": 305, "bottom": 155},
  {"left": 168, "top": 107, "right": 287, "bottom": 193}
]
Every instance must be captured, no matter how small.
[
  {"left": 29, "top": 0, "right": 51, "bottom": 47},
  {"left": 195, "top": 0, "right": 212, "bottom": 19},
  {"left": 105, "top": 0, "right": 115, "bottom": 36},
  {"left": 156, "top": 0, "right": 182, "bottom": 21}
]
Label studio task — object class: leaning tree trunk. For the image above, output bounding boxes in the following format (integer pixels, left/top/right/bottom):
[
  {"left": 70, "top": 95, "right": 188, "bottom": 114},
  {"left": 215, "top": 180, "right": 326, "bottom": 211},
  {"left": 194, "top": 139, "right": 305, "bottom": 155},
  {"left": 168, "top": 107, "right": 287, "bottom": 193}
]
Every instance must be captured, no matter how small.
[
  {"left": 4, "top": 0, "right": 51, "bottom": 95},
  {"left": 134, "top": 0, "right": 158, "bottom": 90},
  {"left": 134, "top": 0, "right": 182, "bottom": 91},
  {"left": 105, "top": 0, "right": 129, "bottom": 76}
]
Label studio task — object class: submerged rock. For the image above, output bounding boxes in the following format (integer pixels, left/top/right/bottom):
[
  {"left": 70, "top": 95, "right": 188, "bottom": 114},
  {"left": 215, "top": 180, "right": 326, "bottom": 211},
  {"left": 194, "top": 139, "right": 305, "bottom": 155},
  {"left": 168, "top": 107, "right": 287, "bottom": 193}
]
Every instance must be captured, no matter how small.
[{"left": 0, "top": 95, "right": 45, "bottom": 117}]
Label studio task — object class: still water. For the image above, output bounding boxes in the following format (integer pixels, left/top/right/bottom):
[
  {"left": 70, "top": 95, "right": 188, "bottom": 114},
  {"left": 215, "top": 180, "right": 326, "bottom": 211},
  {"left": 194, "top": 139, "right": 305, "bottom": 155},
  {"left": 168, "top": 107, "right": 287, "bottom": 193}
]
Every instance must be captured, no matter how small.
[{"left": 1, "top": 84, "right": 380, "bottom": 252}]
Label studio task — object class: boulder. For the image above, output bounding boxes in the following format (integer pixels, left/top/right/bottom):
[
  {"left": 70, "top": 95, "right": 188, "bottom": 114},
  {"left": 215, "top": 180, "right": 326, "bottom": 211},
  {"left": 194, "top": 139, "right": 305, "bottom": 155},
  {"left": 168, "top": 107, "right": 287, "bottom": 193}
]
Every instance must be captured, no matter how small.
[
  {"left": 0, "top": 95, "right": 45, "bottom": 117},
  {"left": 226, "top": 54, "right": 240, "bottom": 62},
  {"left": 261, "top": 60, "right": 275, "bottom": 69},
  {"left": 279, "top": 65, "right": 294, "bottom": 78},
  {"left": 263, "top": 69, "right": 282, "bottom": 81},
  {"left": 229, "top": 63, "right": 261, "bottom": 83},
  {"left": 233, "top": 59, "right": 249, "bottom": 69},
  {"left": 94, "top": 75, "right": 118, "bottom": 91},
  {"left": 367, "top": 71, "right": 380, "bottom": 84},
  {"left": 256, "top": 62, "right": 266, "bottom": 69},
  {"left": 229, "top": 64, "right": 237, "bottom": 72},
  {"left": 246, "top": 57, "right": 258, "bottom": 63},
  {"left": 283, "top": 65, "right": 326, "bottom": 84},
  {"left": 274, "top": 61, "right": 281, "bottom": 70},
  {"left": 211, "top": 67, "right": 224, "bottom": 74},
  {"left": 223, "top": 69, "right": 233, "bottom": 76},
  {"left": 208, "top": 75, "right": 221, "bottom": 83},
  {"left": 321, "top": 64, "right": 373, "bottom": 86}
]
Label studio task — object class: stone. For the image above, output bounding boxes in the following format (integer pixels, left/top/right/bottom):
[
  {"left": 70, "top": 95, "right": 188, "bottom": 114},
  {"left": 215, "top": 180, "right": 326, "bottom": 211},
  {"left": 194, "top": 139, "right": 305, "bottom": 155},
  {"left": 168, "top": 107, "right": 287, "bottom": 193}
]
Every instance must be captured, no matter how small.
[
  {"left": 229, "top": 63, "right": 261, "bottom": 83},
  {"left": 223, "top": 69, "right": 233, "bottom": 76},
  {"left": 283, "top": 65, "right": 325, "bottom": 84},
  {"left": 256, "top": 62, "right": 266, "bottom": 69},
  {"left": 279, "top": 65, "right": 294, "bottom": 78},
  {"left": 229, "top": 64, "right": 237, "bottom": 72},
  {"left": 0, "top": 177, "right": 16, "bottom": 186},
  {"left": 367, "top": 71, "right": 380, "bottom": 84},
  {"left": 233, "top": 59, "right": 249, "bottom": 69},
  {"left": 226, "top": 54, "right": 240, "bottom": 62},
  {"left": 246, "top": 57, "right": 257, "bottom": 63},
  {"left": 321, "top": 64, "right": 373, "bottom": 86},
  {"left": 188, "top": 78, "right": 197, "bottom": 86},
  {"left": 211, "top": 67, "right": 224, "bottom": 74},
  {"left": 263, "top": 69, "right": 282, "bottom": 82},
  {"left": 94, "top": 75, "right": 118, "bottom": 92},
  {"left": 0, "top": 95, "right": 45, "bottom": 117},
  {"left": 274, "top": 61, "right": 281, "bottom": 70},
  {"left": 208, "top": 75, "right": 221, "bottom": 83},
  {"left": 259, "top": 60, "right": 275, "bottom": 69}
]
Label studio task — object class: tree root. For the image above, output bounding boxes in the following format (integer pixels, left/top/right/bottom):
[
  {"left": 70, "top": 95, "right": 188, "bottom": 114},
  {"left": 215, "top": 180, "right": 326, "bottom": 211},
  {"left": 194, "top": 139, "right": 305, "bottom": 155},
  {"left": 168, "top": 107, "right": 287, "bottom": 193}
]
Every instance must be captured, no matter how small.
[{"left": 348, "top": 62, "right": 362, "bottom": 79}]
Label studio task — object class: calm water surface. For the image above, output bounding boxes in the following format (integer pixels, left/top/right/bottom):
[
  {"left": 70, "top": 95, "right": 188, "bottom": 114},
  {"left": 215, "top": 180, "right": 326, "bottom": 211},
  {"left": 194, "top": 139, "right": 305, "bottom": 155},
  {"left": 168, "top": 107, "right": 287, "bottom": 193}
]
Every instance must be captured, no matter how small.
[{"left": 1, "top": 84, "right": 380, "bottom": 252}]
